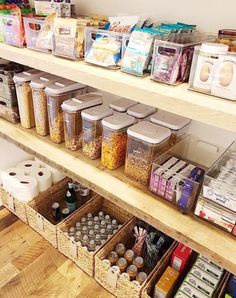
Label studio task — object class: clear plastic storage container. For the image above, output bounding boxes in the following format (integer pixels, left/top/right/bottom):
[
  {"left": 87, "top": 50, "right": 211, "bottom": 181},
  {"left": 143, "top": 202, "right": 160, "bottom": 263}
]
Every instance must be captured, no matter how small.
[
  {"left": 0, "top": 96, "right": 20, "bottom": 123},
  {"left": 13, "top": 69, "right": 45, "bottom": 129},
  {"left": 62, "top": 93, "right": 103, "bottom": 151},
  {"left": 82, "top": 105, "right": 113, "bottom": 159},
  {"left": 109, "top": 98, "right": 138, "bottom": 113},
  {"left": 1, "top": 14, "right": 25, "bottom": 47},
  {"left": 125, "top": 121, "right": 171, "bottom": 185},
  {"left": 149, "top": 136, "right": 225, "bottom": 212},
  {"left": 217, "top": 29, "right": 236, "bottom": 52},
  {"left": 127, "top": 103, "right": 156, "bottom": 121},
  {"left": 101, "top": 113, "right": 136, "bottom": 169},
  {"left": 150, "top": 110, "right": 191, "bottom": 147},
  {"left": 30, "top": 73, "right": 60, "bottom": 136},
  {"left": 45, "top": 79, "right": 87, "bottom": 144}
]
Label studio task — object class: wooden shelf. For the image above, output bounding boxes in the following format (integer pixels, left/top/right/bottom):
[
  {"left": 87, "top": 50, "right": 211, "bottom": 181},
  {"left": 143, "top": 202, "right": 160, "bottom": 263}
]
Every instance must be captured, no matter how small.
[
  {"left": 0, "top": 119, "right": 235, "bottom": 275},
  {"left": 0, "top": 44, "right": 236, "bottom": 132}
]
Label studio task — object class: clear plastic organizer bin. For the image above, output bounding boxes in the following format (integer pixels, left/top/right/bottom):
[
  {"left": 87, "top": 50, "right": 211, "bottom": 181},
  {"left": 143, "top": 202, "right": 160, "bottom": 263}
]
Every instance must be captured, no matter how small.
[
  {"left": 0, "top": 96, "right": 20, "bottom": 123},
  {"left": 151, "top": 34, "right": 216, "bottom": 85},
  {"left": 125, "top": 121, "right": 171, "bottom": 185},
  {"left": 45, "top": 79, "right": 87, "bottom": 144},
  {"left": 62, "top": 92, "right": 103, "bottom": 151},
  {"left": 82, "top": 105, "right": 113, "bottom": 159},
  {"left": 188, "top": 43, "right": 236, "bottom": 101},
  {"left": 149, "top": 136, "right": 225, "bottom": 212},
  {"left": 23, "top": 16, "right": 54, "bottom": 53},
  {"left": 85, "top": 27, "right": 130, "bottom": 69},
  {"left": 1, "top": 14, "right": 25, "bottom": 47}
]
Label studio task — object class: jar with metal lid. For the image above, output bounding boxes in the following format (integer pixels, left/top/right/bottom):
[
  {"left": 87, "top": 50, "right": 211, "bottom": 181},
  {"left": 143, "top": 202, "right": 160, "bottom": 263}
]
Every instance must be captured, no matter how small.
[
  {"left": 82, "top": 105, "right": 113, "bottom": 159},
  {"left": 107, "top": 251, "right": 119, "bottom": 266},
  {"left": 150, "top": 110, "right": 191, "bottom": 147},
  {"left": 45, "top": 79, "right": 87, "bottom": 144},
  {"left": 125, "top": 121, "right": 171, "bottom": 185},
  {"left": 101, "top": 113, "right": 136, "bottom": 169},
  {"left": 109, "top": 98, "right": 138, "bottom": 113},
  {"left": 133, "top": 256, "right": 144, "bottom": 270},
  {"left": 218, "top": 29, "right": 236, "bottom": 52},
  {"left": 124, "top": 249, "right": 135, "bottom": 264},
  {"left": 126, "top": 264, "right": 138, "bottom": 280},
  {"left": 136, "top": 272, "right": 147, "bottom": 285},
  {"left": 115, "top": 243, "right": 126, "bottom": 257},
  {"left": 127, "top": 103, "right": 156, "bottom": 121},
  {"left": 116, "top": 257, "right": 128, "bottom": 273},
  {"left": 62, "top": 92, "right": 103, "bottom": 150}
]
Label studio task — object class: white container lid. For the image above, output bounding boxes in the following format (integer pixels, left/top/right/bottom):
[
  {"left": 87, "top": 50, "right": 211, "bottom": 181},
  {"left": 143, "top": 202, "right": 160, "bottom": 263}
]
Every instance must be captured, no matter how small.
[
  {"left": 109, "top": 98, "right": 138, "bottom": 112},
  {"left": 128, "top": 121, "right": 171, "bottom": 144},
  {"left": 82, "top": 105, "right": 113, "bottom": 121},
  {"left": 102, "top": 113, "right": 136, "bottom": 130},
  {"left": 13, "top": 69, "right": 45, "bottom": 83},
  {"left": 127, "top": 103, "right": 157, "bottom": 119},
  {"left": 200, "top": 43, "right": 229, "bottom": 55},
  {"left": 61, "top": 92, "right": 103, "bottom": 112},
  {"left": 45, "top": 78, "right": 87, "bottom": 95},
  {"left": 150, "top": 110, "right": 191, "bottom": 131},
  {"left": 30, "top": 73, "right": 61, "bottom": 89}
]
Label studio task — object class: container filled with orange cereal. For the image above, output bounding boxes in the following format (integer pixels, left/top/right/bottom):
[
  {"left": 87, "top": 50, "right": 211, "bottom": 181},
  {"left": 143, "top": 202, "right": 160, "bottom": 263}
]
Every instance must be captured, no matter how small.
[
  {"left": 62, "top": 92, "right": 103, "bottom": 151},
  {"left": 82, "top": 105, "right": 113, "bottom": 159},
  {"left": 101, "top": 113, "right": 136, "bottom": 170},
  {"left": 45, "top": 79, "right": 87, "bottom": 144},
  {"left": 125, "top": 121, "right": 171, "bottom": 185}
]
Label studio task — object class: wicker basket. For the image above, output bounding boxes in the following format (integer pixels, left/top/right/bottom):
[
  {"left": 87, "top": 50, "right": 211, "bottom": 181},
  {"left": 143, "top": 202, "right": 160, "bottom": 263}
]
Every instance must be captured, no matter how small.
[
  {"left": 26, "top": 178, "right": 94, "bottom": 248},
  {"left": 57, "top": 195, "right": 132, "bottom": 277},
  {"left": 95, "top": 217, "right": 176, "bottom": 298}
]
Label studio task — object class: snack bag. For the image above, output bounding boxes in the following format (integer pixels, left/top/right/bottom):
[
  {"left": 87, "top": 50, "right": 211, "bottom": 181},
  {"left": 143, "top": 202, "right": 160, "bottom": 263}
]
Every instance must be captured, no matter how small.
[{"left": 36, "top": 13, "right": 56, "bottom": 51}]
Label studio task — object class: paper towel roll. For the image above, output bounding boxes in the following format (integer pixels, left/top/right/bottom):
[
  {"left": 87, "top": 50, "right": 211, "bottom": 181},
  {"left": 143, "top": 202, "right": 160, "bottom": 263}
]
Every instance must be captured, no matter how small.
[
  {"left": 17, "top": 160, "right": 40, "bottom": 175},
  {"left": 45, "top": 165, "right": 66, "bottom": 184},
  {"left": 34, "top": 157, "right": 46, "bottom": 168},
  {"left": 1, "top": 168, "right": 25, "bottom": 194},
  {"left": 32, "top": 168, "right": 52, "bottom": 192},
  {"left": 12, "top": 176, "right": 39, "bottom": 202}
]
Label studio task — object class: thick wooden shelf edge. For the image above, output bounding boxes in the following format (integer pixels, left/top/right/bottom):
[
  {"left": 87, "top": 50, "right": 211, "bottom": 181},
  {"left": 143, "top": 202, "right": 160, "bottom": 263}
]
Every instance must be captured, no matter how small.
[{"left": 0, "top": 119, "right": 235, "bottom": 275}]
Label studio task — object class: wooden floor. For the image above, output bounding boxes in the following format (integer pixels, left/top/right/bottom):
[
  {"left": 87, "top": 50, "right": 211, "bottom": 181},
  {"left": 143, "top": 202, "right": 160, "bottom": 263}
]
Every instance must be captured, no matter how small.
[{"left": 0, "top": 207, "right": 114, "bottom": 298}]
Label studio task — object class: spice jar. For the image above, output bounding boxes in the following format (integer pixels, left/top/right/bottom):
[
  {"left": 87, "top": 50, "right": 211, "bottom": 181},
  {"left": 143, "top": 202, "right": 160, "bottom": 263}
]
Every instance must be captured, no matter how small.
[
  {"left": 107, "top": 251, "right": 119, "bottom": 266},
  {"left": 127, "top": 264, "right": 138, "bottom": 280},
  {"left": 133, "top": 256, "right": 144, "bottom": 270},
  {"left": 30, "top": 73, "right": 60, "bottom": 136},
  {"left": 124, "top": 249, "right": 135, "bottom": 264},
  {"left": 125, "top": 121, "right": 171, "bottom": 185},
  {"left": 218, "top": 29, "right": 236, "bottom": 52},
  {"left": 101, "top": 113, "right": 136, "bottom": 169},
  {"left": 62, "top": 93, "right": 103, "bottom": 150},
  {"left": 136, "top": 272, "right": 147, "bottom": 285},
  {"left": 109, "top": 98, "right": 138, "bottom": 113},
  {"left": 13, "top": 69, "right": 44, "bottom": 128},
  {"left": 82, "top": 106, "right": 113, "bottom": 159},
  {"left": 150, "top": 110, "right": 191, "bottom": 147},
  {"left": 116, "top": 257, "right": 128, "bottom": 273},
  {"left": 115, "top": 243, "right": 126, "bottom": 257},
  {"left": 127, "top": 103, "right": 156, "bottom": 121},
  {"left": 45, "top": 79, "right": 87, "bottom": 144}
]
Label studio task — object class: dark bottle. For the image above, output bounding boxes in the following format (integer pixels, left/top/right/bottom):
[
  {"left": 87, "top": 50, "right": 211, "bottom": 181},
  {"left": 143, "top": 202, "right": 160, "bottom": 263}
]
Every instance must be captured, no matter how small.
[
  {"left": 62, "top": 207, "right": 70, "bottom": 219},
  {"left": 52, "top": 202, "right": 61, "bottom": 222},
  {"left": 66, "top": 182, "right": 77, "bottom": 213}
]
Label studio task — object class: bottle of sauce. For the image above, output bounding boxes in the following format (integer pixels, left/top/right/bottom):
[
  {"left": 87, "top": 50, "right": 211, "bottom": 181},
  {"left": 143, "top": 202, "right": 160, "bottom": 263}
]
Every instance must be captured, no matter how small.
[{"left": 66, "top": 182, "right": 77, "bottom": 213}]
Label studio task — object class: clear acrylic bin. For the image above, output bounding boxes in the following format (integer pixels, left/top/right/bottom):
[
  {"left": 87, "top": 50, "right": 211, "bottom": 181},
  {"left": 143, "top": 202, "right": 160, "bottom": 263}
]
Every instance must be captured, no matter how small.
[
  {"left": 1, "top": 14, "right": 25, "bottom": 47},
  {"left": 125, "top": 121, "right": 171, "bottom": 185},
  {"left": 101, "top": 113, "right": 136, "bottom": 169},
  {"left": 85, "top": 27, "right": 130, "bottom": 69},
  {"left": 45, "top": 79, "right": 87, "bottom": 144},
  {"left": 149, "top": 136, "right": 225, "bottom": 212},
  {"left": 82, "top": 105, "right": 113, "bottom": 159},
  {"left": 151, "top": 34, "right": 216, "bottom": 85},
  {"left": 62, "top": 93, "right": 103, "bottom": 151},
  {"left": 0, "top": 97, "right": 20, "bottom": 123},
  {"left": 23, "top": 16, "right": 54, "bottom": 53}
]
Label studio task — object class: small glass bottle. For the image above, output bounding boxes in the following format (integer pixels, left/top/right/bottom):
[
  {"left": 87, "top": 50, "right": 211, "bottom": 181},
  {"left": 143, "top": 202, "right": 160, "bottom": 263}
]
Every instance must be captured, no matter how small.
[
  {"left": 68, "top": 227, "right": 76, "bottom": 237},
  {"left": 105, "top": 214, "right": 111, "bottom": 224},
  {"left": 82, "top": 226, "right": 88, "bottom": 236},
  {"left": 98, "top": 211, "right": 104, "bottom": 220},
  {"left": 62, "top": 207, "right": 70, "bottom": 219},
  {"left": 136, "top": 272, "right": 148, "bottom": 285},
  {"left": 88, "top": 229, "right": 95, "bottom": 240},
  {"left": 81, "top": 217, "right": 87, "bottom": 227},
  {"left": 116, "top": 257, "right": 128, "bottom": 273},
  {"left": 127, "top": 264, "right": 138, "bottom": 280},
  {"left": 76, "top": 241, "right": 82, "bottom": 246},
  {"left": 101, "top": 239, "right": 106, "bottom": 245},
  {"left": 120, "top": 272, "right": 130, "bottom": 281},
  {"left": 66, "top": 182, "right": 77, "bottom": 213},
  {"left": 118, "top": 224, "right": 122, "bottom": 229},
  {"left": 52, "top": 202, "right": 61, "bottom": 222},
  {"left": 106, "top": 224, "right": 113, "bottom": 235},
  {"left": 111, "top": 219, "right": 118, "bottom": 230},
  {"left": 113, "top": 229, "right": 118, "bottom": 235},
  {"left": 87, "top": 212, "right": 93, "bottom": 221},
  {"left": 94, "top": 224, "right": 100, "bottom": 234},
  {"left": 95, "top": 234, "right": 101, "bottom": 246},
  {"left": 100, "top": 220, "right": 106, "bottom": 229},
  {"left": 124, "top": 249, "right": 135, "bottom": 264},
  {"left": 100, "top": 228, "right": 107, "bottom": 240},
  {"left": 80, "top": 185, "right": 91, "bottom": 204},
  {"left": 75, "top": 221, "right": 82, "bottom": 232},
  {"left": 115, "top": 243, "right": 126, "bottom": 257},
  {"left": 93, "top": 216, "right": 99, "bottom": 225},
  {"left": 82, "top": 235, "right": 89, "bottom": 247},
  {"left": 88, "top": 239, "right": 96, "bottom": 252},
  {"left": 133, "top": 256, "right": 144, "bottom": 270},
  {"left": 75, "top": 231, "right": 82, "bottom": 242},
  {"left": 108, "top": 251, "right": 119, "bottom": 266},
  {"left": 87, "top": 220, "right": 93, "bottom": 230},
  {"left": 102, "top": 259, "right": 111, "bottom": 268}
]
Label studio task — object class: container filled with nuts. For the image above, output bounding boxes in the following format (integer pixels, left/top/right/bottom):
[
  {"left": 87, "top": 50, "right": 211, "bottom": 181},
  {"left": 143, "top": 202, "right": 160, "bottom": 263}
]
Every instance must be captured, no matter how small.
[
  {"left": 217, "top": 29, "right": 236, "bottom": 52},
  {"left": 82, "top": 105, "right": 113, "bottom": 159},
  {"left": 150, "top": 110, "right": 191, "bottom": 147},
  {"left": 127, "top": 103, "right": 157, "bottom": 121},
  {"left": 125, "top": 121, "right": 171, "bottom": 185},
  {"left": 62, "top": 93, "right": 103, "bottom": 151},
  {"left": 45, "top": 79, "right": 87, "bottom": 144},
  {"left": 13, "top": 69, "right": 45, "bottom": 129},
  {"left": 30, "top": 73, "right": 60, "bottom": 136},
  {"left": 101, "top": 113, "right": 136, "bottom": 170},
  {"left": 109, "top": 97, "right": 138, "bottom": 113}
]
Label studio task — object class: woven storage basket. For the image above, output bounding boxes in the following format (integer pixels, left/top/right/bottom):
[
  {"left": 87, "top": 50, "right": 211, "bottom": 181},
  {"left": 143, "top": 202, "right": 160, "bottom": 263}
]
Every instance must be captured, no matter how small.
[
  {"left": 26, "top": 178, "right": 94, "bottom": 248},
  {"left": 57, "top": 195, "right": 132, "bottom": 277},
  {"left": 95, "top": 217, "right": 176, "bottom": 298}
]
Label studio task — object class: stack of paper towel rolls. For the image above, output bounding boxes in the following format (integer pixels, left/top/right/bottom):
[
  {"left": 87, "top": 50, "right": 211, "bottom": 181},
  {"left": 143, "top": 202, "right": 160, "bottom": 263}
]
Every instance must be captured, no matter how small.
[{"left": 1, "top": 159, "right": 66, "bottom": 202}]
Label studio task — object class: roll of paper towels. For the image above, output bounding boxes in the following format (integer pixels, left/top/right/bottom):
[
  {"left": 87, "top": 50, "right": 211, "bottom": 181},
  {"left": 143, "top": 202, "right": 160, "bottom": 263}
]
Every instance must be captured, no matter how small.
[
  {"left": 45, "top": 165, "right": 66, "bottom": 184},
  {"left": 32, "top": 168, "right": 52, "bottom": 192},
  {"left": 17, "top": 160, "right": 40, "bottom": 175},
  {"left": 12, "top": 176, "right": 39, "bottom": 202},
  {"left": 1, "top": 168, "right": 25, "bottom": 194}
]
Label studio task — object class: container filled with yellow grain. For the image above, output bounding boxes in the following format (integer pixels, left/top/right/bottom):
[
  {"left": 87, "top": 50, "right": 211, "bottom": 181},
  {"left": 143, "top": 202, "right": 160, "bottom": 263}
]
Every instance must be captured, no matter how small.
[{"left": 101, "top": 113, "right": 136, "bottom": 170}]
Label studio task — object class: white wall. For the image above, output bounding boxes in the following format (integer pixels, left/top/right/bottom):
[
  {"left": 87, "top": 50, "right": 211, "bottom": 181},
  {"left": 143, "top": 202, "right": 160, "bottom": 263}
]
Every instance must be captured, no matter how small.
[{"left": 74, "top": 0, "right": 236, "bottom": 32}]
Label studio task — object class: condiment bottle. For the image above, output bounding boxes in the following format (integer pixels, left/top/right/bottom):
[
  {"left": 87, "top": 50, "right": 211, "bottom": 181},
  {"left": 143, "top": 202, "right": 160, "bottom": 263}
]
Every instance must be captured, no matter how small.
[
  {"left": 52, "top": 202, "right": 61, "bottom": 221},
  {"left": 107, "top": 251, "right": 119, "bottom": 266},
  {"left": 111, "top": 219, "right": 118, "bottom": 230},
  {"left": 106, "top": 224, "right": 113, "bottom": 235},
  {"left": 87, "top": 212, "right": 93, "bottom": 221},
  {"left": 75, "top": 221, "right": 82, "bottom": 231},
  {"left": 98, "top": 211, "right": 104, "bottom": 220},
  {"left": 95, "top": 234, "right": 101, "bottom": 246},
  {"left": 93, "top": 216, "right": 99, "bottom": 225},
  {"left": 82, "top": 226, "right": 88, "bottom": 236},
  {"left": 127, "top": 264, "right": 138, "bottom": 280},
  {"left": 80, "top": 185, "right": 90, "bottom": 203},
  {"left": 66, "top": 182, "right": 77, "bottom": 213},
  {"left": 88, "top": 240, "right": 96, "bottom": 252},
  {"left": 75, "top": 231, "right": 82, "bottom": 242},
  {"left": 100, "top": 228, "right": 107, "bottom": 240},
  {"left": 88, "top": 230, "right": 95, "bottom": 240},
  {"left": 105, "top": 214, "right": 111, "bottom": 224},
  {"left": 102, "top": 259, "right": 111, "bottom": 268},
  {"left": 115, "top": 243, "right": 126, "bottom": 257},
  {"left": 62, "top": 207, "right": 70, "bottom": 219},
  {"left": 82, "top": 235, "right": 89, "bottom": 247},
  {"left": 120, "top": 273, "right": 130, "bottom": 281},
  {"left": 101, "top": 239, "right": 106, "bottom": 245},
  {"left": 100, "top": 220, "right": 106, "bottom": 229},
  {"left": 116, "top": 257, "right": 128, "bottom": 273},
  {"left": 87, "top": 220, "right": 93, "bottom": 230},
  {"left": 133, "top": 256, "right": 144, "bottom": 270},
  {"left": 94, "top": 224, "right": 100, "bottom": 234},
  {"left": 124, "top": 249, "right": 135, "bottom": 264},
  {"left": 136, "top": 272, "right": 148, "bottom": 285},
  {"left": 81, "top": 217, "right": 87, "bottom": 227},
  {"left": 68, "top": 227, "right": 75, "bottom": 237}
]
